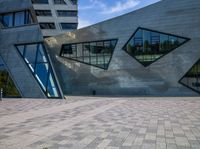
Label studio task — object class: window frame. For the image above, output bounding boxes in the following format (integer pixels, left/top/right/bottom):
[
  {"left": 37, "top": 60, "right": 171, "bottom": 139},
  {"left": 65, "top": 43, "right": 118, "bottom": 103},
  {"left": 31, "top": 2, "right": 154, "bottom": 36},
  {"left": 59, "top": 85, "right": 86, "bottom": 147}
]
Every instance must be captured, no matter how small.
[
  {"left": 179, "top": 59, "right": 200, "bottom": 95},
  {"left": 0, "top": 9, "right": 35, "bottom": 28},
  {"left": 60, "top": 39, "right": 118, "bottom": 70},
  {"left": 15, "top": 42, "right": 62, "bottom": 99},
  {"left": 122, "top": 27, "right": 190, "bottom": 67}
]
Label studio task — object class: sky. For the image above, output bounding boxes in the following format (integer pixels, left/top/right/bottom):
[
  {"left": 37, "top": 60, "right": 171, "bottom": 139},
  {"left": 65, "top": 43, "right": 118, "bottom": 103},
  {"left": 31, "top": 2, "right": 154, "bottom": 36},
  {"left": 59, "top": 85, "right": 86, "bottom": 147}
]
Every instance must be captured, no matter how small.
[{"left": 78, "top": 0, "right": 161, "bottom": 29}]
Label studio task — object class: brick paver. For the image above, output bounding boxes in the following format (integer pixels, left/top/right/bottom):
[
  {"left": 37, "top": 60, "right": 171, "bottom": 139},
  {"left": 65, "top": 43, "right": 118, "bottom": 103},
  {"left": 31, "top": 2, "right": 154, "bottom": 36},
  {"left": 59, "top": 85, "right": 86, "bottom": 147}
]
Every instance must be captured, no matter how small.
[{"left": 0, "top": 97, "right": 200, "bottom": 149}]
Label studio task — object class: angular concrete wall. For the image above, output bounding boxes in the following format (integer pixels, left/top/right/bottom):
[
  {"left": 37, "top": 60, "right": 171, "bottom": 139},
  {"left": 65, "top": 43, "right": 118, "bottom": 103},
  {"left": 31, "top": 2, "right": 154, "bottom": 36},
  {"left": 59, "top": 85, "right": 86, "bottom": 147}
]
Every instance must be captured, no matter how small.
[
  {"left": 46, "top": 0, "right": 200, "bottom": 96},
  {"left": 0, "top": 0, "right": 46, "bottom": 98}
]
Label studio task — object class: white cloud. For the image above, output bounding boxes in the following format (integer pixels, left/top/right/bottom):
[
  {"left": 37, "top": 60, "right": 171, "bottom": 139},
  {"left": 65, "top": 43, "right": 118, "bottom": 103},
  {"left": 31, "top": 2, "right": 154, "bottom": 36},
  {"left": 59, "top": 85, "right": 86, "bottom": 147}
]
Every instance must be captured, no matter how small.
[
  {"left": 79, "top": 0, "right": 140, "bottom": 14},
  {"left": 78, "top": 19, "right": 92, "bottom": 29},
  {"left": 102, "top": 0, "right": 140, "bottom": 14},
  {"left": 79, "top": 5, "right": 94, "bottom": 10}
]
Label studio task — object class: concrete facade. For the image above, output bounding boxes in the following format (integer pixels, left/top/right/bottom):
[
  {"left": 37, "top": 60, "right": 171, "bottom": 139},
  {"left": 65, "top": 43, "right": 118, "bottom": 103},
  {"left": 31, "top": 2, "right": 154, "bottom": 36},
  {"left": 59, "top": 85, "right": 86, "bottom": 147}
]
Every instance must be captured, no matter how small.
[
  {"left": 32, "top": 0, "right": 78, "bottom": 37},
  {"left": 0, "top": 0, "right": 63, "bottom": 98},
  {"left": 45, "top": 0, "right": 200, "bottom": 96}
]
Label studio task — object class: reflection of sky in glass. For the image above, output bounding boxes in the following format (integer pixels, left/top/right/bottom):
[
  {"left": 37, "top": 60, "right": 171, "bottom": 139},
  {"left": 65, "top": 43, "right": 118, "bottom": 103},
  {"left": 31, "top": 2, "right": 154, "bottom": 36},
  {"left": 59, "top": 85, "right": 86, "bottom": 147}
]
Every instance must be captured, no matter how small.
[{"left": 16, "top": 43, "right": 60, "bottom": 98}]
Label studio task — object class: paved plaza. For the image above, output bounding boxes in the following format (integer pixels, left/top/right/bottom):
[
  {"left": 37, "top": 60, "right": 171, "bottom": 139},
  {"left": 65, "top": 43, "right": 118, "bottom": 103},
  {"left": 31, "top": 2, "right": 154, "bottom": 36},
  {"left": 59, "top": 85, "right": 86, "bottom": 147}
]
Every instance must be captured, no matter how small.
[{"left": 0, "top": 97, "right": 200, "bottom": 149}]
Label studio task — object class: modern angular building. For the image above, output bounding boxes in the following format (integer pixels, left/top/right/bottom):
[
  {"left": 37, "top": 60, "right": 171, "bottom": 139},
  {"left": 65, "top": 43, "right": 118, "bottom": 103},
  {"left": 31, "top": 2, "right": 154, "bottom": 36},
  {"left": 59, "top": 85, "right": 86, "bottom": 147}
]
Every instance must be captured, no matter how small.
[
  {"left": 0, "top": 0, "right": 200, "bottom": 98},
  {"left": 32, "top": 0, "right": 78, "bottom": 37},
  {"left": 45, "top": 0, "right": 200, "bottom": 96}
]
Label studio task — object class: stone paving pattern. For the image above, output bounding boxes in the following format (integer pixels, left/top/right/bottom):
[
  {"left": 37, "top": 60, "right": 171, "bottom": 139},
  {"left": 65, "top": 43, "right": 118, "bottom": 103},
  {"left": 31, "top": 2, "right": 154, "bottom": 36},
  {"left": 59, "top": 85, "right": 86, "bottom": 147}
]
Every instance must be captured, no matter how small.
[{"left": 0, "top": 97, "right": 200, "bottom": 149}]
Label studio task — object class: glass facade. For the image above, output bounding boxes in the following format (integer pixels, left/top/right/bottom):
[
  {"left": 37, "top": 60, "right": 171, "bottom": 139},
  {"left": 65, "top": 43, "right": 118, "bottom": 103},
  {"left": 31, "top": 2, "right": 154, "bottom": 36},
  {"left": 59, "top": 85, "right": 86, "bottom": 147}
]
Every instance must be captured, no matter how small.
[
  {"left": 16, "top": 43, "right": 61, "bottom": 98},
  {"left": 60, "top": 39, "right": 118, "bottom": 69},
  {"left": 180, "top": 59, "right": 200, "bottom": 94},
  {"left": 123, "top": 27, "right": 189, "bottom": 67},
  {"left": 0, "top": 10, "right": 33, "bottom": 28}
]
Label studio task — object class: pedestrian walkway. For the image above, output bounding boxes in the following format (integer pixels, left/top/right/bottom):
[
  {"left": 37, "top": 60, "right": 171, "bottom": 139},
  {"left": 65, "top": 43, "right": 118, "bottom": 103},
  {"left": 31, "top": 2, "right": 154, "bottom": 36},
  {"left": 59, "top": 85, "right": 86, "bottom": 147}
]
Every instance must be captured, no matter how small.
[{"left": 0, "top": 97, "right": 200, "bottom": 149}]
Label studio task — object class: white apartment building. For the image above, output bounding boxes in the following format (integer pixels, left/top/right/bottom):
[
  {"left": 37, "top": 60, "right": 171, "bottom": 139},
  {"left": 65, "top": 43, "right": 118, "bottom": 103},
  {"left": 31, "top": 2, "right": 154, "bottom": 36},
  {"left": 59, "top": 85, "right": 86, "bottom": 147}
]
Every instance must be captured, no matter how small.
[{"left": 32, "top": 0, "right": 78, "bottom": 37}]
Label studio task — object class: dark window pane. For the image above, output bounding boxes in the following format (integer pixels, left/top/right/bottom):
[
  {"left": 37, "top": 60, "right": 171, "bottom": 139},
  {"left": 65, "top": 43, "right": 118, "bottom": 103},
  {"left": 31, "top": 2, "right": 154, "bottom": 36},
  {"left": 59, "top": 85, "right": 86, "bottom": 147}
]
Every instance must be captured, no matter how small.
[
  {"left": 57, "top": 10, "right": 77, "bottom": 17},
  {"left": 3, "top": 14, "right": 13, "bottom": 27},
  {"left": 60, "top": 23, "right": 77, "bottom": 30},
  {"left": 39, "top": 23, "right": 55, "bottom": 29},
  {"left": 54, "top": 0, "right": 66, "bottom": 4},
  {"left": 32, "top": 0, "right": 49, "bottom": 4},
  {"left": 35, "top": 10, "right": 52, "bottom": 16},
  {"left": 35, "top": 63, "right": 49, "bottom": 90},
  {"left": 14, "top": 11, "right": 25, "bottom": 26}
]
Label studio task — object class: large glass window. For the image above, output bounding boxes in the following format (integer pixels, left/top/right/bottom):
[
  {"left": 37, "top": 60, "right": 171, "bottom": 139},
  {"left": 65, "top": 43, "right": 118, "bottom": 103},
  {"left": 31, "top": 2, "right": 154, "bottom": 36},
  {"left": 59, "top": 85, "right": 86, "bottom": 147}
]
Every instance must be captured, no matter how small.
[
  {"left": 60, "top": 39, "right": 118, "bottom": 69},
  {"left": 0, "top": 10, "right": 33, "bottom": 28},
  {"left": 180, "top": 59, "right": 200, "bottom": 95},
  {"left": 16, "top": 43, "right": 61, "bottom": 98},
  {"left": 123, "top": 27, "right": 190, "bottom": 67}
]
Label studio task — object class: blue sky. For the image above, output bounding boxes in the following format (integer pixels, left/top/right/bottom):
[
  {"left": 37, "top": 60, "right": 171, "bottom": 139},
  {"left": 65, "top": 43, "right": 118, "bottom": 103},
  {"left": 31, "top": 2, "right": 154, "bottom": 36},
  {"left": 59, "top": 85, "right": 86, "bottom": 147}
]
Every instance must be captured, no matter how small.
[{"left": 78, "top": 0, "right": 161, "bottom": 28}]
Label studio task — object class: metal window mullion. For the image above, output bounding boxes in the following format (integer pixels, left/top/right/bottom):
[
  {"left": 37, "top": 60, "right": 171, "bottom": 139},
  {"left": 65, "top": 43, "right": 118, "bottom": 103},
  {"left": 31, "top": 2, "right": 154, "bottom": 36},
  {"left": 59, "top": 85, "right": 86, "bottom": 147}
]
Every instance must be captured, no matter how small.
[
  {"left": 89, "top": 43, "right": 91, "bottom": 64},
  {"left": 34, "top": 44, "right": 39, "bottom": 73},
  {"left": 45, "top": 64, "right": 51, "bottom": 96},
  {"left": 24, "top": 11, "right": 26, "bottom": 24},
  {"left": 95, "top": 42, "right": 98, "bottom": 65},
  {"left": 13, "top": 12, "right": 15, "bottom": 27},
  {"left": 75, "top": 44, "right": 78, "bottom": 59},
  {"left": 82, "top": 43, "right": 84, "bottom": 61},
  {"left": 23, "top": 45, "right": 26, "bottom": 57},
  {"left": 103, "top": 41, "right": 106, "bottom": 69}
]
